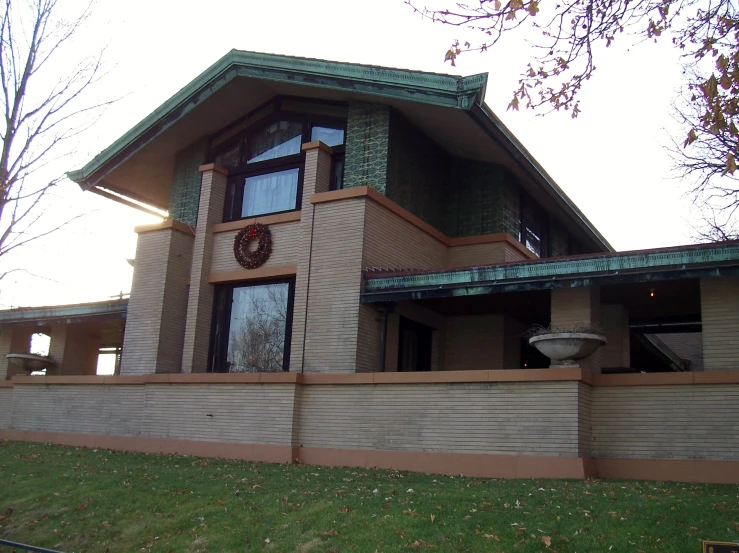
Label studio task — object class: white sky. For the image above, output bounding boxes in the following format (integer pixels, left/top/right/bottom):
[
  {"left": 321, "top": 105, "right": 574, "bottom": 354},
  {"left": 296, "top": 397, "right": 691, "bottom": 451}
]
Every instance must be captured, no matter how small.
[{"left": 0, "top": 0, "right": 696, "bottom": 308}]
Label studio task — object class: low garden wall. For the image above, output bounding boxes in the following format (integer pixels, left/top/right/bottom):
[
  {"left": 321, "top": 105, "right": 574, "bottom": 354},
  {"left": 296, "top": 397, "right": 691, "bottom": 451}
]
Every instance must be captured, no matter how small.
[{"left": 1, "top": 370, "right": 737, "bottom": 483}]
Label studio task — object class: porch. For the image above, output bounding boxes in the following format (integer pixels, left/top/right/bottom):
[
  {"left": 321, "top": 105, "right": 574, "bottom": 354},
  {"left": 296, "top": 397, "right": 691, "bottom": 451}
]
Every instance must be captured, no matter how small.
[{"left": 362, "top": 241, "right": 739, "bottom": 374}]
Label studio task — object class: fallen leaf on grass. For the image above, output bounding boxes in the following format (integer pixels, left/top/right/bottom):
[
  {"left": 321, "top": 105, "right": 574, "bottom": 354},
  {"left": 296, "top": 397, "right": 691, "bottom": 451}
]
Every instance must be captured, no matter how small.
[
  {"left": 430, "top": 514, "right": 436, "bottom": 523},
  {"left": 542, "top": 536, "right": 552, "bottom": 546}
]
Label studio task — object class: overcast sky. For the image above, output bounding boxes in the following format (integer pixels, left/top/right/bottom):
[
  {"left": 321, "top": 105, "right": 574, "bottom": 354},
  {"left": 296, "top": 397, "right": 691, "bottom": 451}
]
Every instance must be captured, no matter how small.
[{"left": 0, "top": 0, "right": 694, "bottom": 308}]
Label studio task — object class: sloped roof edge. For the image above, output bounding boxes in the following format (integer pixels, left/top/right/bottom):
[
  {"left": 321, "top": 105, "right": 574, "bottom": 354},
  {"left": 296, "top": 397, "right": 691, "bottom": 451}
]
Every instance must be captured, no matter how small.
[
  {"left": 67, "top": 50, "right": 488, "bottom": 189},
  {"left": 470, "top": 103, "right": 614, "bottom": 252}
]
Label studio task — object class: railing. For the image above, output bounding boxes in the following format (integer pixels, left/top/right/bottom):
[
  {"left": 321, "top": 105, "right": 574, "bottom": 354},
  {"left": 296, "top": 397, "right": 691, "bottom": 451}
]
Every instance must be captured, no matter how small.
[{"left": 0, "top": 539, "right": 65, "bottom": 553}]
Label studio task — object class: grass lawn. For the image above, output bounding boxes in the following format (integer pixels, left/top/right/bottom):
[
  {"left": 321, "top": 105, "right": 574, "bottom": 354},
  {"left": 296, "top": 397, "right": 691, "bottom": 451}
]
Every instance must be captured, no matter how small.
[{"left": 0, "top": 441, "right": 738, "bottom": 552}]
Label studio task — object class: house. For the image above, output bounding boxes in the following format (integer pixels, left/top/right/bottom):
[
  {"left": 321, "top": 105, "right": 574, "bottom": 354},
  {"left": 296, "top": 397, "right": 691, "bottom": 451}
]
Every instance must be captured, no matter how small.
[{"left": 1, "top": 51, "right": 738, "bottom": 483}]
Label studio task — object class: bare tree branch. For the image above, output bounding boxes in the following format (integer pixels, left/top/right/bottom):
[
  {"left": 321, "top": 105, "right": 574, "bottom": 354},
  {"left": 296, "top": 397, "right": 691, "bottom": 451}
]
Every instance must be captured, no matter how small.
[{"left": 0, "top": 0, "right": 111, "bottom": 276}]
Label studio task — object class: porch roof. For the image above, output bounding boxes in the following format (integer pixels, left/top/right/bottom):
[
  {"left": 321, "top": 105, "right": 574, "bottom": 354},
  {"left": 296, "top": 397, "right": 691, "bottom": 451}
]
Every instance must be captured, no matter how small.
[
  {"left": 0, "top": 299, "right": 128, "bottom": 327},
  {"left": 361, "top": 241, "right": 739, "bottom": 303}
]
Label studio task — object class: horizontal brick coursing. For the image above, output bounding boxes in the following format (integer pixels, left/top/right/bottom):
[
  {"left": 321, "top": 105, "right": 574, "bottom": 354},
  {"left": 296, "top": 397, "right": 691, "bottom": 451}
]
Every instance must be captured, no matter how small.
[
  {"left": 211, "top": 222, "right": 300, "bottom": 273},
  {"left": 700, "top": 276, "right": 739, "bottom": 370},
  {"left": 592, "top": 385, "right": 739, "bottom": 460},
  {"left": 0, "top": 388, "right": 11, "bottom": 429},
  {"left": 297, "top": 382, "right": 581, "bottom": 455}
]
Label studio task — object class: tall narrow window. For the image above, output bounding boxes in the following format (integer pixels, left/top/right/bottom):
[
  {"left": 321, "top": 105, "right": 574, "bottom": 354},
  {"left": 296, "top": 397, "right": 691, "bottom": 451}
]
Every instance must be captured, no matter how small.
[
  {"left": 210, "top": 280, "right": 295, "bottom": 373},
  {"left": 397, "top": 317, "right": 433, "bottom": 372}
]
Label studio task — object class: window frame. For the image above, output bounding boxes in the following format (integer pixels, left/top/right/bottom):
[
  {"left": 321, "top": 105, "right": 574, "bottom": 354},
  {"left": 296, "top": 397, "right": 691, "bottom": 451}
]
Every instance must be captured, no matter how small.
[
  {"left": 519, "top": 192, "right": 550, "bottom": 258},
  {"left": 208, "top": 278, "right": 296, "bottom": 373},
  {"left": 210, "top": 98, "right": 347, "bottom": 222}
]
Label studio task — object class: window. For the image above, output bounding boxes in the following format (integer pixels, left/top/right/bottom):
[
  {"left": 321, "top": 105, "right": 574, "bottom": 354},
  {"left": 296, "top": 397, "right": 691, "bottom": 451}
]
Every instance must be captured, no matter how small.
[
  {"left": 519, "top": 194, "right": 549, "bottom": 257},
  {"left": 210, "top": 280, "right": 295, "bottom": 373},
  {"left": 212, "top": 98, "right": 347, "bottom": 222},
  {"left": 397, "top": 317, "right": 433, "bottom": 372}
]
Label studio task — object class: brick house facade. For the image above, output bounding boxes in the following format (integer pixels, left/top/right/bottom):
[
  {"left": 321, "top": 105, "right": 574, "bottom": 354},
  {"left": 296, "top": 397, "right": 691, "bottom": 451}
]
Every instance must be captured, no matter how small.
[{"left": 1, "top": 51, "right": 739, "bottom": 483}]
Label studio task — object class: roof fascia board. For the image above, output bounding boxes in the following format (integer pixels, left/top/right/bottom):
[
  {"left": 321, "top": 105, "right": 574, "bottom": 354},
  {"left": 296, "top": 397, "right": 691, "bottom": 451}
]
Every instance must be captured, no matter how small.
[
  {"left": 0, "top": 300, "right": 128, "bottom": 325},
  {"left": 364, "top": 242, "right": 739, "bottom": 292},
  {"left": 67, "top": 50, "right": 488, "bottom": 189},
  {"left": 361, "top": 265, "right": 739, "bottom": 303},
  {"left": 468, "top": 103, "right": 614, "bottom": 252}
]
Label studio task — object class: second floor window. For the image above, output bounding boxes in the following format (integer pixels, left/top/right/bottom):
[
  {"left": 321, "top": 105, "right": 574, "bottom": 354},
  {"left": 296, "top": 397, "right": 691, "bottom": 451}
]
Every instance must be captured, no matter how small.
[{"left": 212, "top": 99, "right": 346, "bottom": 222}]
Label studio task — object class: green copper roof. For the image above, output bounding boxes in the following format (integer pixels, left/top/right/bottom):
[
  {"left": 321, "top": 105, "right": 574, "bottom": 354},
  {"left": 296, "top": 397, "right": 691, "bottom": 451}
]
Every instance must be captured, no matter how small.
[
  {"left": 67, "top": 50, "right": 487, "bottom": 189},
  {"left": 362, "top": 242, "right": 739, "bottom": 300},
  {"left": 0, "top": 299, "right": 128, "bottom": 326}
]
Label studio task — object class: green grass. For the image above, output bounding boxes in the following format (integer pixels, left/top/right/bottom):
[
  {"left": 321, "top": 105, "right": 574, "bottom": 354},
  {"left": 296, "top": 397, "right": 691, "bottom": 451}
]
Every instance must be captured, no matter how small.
[{"left": 0, "top": 441, "right": 737, "bottom": 552}]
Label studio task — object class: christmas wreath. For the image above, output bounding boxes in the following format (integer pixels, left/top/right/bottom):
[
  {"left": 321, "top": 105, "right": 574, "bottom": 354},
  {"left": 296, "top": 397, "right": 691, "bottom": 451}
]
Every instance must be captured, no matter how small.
[{"left": 233, "top": 223, "right": 272, "bottom": 269}]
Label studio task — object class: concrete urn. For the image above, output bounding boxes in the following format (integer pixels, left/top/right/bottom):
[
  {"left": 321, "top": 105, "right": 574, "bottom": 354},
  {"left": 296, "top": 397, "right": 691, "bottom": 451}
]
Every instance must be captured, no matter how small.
[
  {"left": 5, "top": 353, "right": 57, "bottom": 373},
  {"left": 528, "top": 333, "right": 607, "bottom": 367}
]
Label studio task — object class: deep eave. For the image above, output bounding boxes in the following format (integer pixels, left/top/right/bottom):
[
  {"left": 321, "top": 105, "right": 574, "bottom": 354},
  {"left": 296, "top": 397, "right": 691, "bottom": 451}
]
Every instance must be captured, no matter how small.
[
  {"left": 361, "top": 241, "right": 739, "bottom": 302},
  {"left": 0, "top": 299, "right": 128, "bottom": 327},
  {"left": 66, "top": 50, "right": 488, "bottom": 190},
  {"left": 66, "top": 49, "right": 611, "bottom": 253}
]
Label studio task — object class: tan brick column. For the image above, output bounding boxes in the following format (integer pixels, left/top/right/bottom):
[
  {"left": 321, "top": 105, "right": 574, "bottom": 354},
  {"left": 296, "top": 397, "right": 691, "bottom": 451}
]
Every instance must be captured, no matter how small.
[
  {"left": 701, "top": 275, "right": 739, "bottom": 370},
  {"left": 289, "top": 142, "right": 332, "bottom": 372},
  {"left": 600, "top": 304, "right": 630, "bottom": 369},
  {"left": 181, "top": 164, "right": 228, "bottom": 373},
  {"left": 550, "top": 286, "right": 602, "bottom": 373},
  {"left": 48, "top": 324, "right": 101, "bottom": 375},
  {"left": 120, "top": 220, "right": 195, "bottom": 375}
]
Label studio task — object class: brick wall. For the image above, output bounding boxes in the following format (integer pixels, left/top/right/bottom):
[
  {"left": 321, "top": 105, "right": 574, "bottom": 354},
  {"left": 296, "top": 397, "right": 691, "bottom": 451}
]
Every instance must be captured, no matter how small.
[
  {"left": 297, "top": 381, "right": 582, "bottom": 456},
  {"left": 550, "top": 286, "right": 602, "bottom": 372},
  {"left": 121, "top": 227, "right": 194, "bottom": 375},
  {"left": 601, "top": 304, "right": 630, "bottom": 369},
  {"left": 592, "top": 384, "right": 739, "bottom": 459},
  {"left": 0, "top": 388, "right": 11, "bottom": 428},
  {"left": 700, "top": 276, "right": 739, "bottom": 370},
  {"left": 448, "top": 242, "right": 528, "bottom": 267},
  {"left": 182, "top": 167, "right": 227, "bottom": 373},
  {"left": 302, "top": 199, "right": 366, "bottom": 372},
  {"left": 211, "top": 222, "right": 299, "bottom": 273},
  {"left": 290, "top": 144, "right": 332, "bottom": 372}
]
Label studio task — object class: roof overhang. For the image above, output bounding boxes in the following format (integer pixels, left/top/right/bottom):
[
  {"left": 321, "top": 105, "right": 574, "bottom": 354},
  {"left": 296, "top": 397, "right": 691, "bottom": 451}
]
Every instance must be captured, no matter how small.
[
  {"left": 67, "top": 49, "right": 611, "bottom": 252},
  {"left": 361, "top": 241, "right": 739, "bottom": 303},
  {"left": 0, "top": 299, "right": 128, "bottom": 328}
]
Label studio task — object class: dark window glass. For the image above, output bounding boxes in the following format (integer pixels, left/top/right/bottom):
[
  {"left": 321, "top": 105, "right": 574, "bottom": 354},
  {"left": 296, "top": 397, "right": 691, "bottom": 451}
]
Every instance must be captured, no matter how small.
[
  {"left": 241, "top": 168, "right": 299, "bottom": 218},
  {"left": 519, "top": 199, "right": 548, "bottom": 257},
  {"left": 329, "top": 153, "right": 345, "bottom": 191},
  {"left": 398, "top": 317, "right": 433, "bottom": 372},
  {"left": 220, "top": 282, "right": 292, "bottom": 373},
  {"left": 214, "top": 142, "right": 240, "bottom": 170},
  {"left": 310, "top": 126, "right": 345, "bottom": 147},
  {"left": 248, "top": 121, "right": 302, "bottom": 163}
]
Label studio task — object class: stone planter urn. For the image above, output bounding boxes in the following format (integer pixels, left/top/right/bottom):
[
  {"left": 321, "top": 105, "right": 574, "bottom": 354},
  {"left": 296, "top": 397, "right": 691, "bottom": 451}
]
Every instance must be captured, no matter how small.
[
  {"left": 5, "top": 353, "right": 56, "bottom": 373},
  {"left": 528, "top": 333, "right": 607, "bottom": 368}
]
